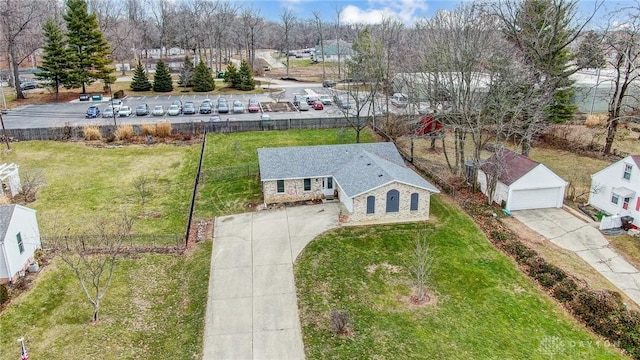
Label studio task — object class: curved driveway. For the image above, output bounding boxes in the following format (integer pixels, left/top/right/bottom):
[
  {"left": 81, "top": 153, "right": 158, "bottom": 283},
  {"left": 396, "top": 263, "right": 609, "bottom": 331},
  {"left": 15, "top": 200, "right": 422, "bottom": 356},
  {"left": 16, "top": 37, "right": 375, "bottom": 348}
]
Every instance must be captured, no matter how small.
[{"left": 203, "top": 203, "right": 340, "bottom": 360}]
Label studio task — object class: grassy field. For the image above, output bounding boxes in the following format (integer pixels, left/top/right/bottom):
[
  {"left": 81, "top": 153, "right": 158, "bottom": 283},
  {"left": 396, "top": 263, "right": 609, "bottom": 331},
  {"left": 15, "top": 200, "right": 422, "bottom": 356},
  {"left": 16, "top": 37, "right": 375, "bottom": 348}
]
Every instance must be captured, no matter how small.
[
  {"left": 195, "top": 128, "right": 376, "bottom": 218},
  {"left": 2, "top": 141, "right": 199, "bottom": 235},
  {"left": 296, "top": 196, "right": 627, "bottom": 359},
  {"left": 0, "top": 242, "right": 211, "bottom": 360}
]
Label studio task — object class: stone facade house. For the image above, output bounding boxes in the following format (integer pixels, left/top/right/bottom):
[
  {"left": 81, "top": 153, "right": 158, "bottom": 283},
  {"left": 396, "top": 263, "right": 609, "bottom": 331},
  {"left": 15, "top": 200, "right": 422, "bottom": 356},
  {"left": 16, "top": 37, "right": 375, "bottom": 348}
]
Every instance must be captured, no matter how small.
[{"left": 257, "top": 143, "right": 440, "bottom": 222}]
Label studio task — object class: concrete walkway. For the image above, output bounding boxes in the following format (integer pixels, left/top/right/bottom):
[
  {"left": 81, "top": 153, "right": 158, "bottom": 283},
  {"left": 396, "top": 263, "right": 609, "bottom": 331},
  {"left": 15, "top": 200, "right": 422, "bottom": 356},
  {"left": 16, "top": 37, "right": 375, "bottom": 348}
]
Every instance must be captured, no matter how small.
[
  {"left": 203, "top": 203, "right": 340, "bottom": 360},
  {"left": 514, "top": 208, "right": 640, "bottom": 306}
]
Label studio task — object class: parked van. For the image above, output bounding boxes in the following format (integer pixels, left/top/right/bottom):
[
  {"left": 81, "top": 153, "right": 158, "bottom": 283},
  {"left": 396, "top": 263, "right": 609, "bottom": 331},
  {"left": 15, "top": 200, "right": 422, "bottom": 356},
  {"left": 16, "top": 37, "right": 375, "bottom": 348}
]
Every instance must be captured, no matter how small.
[{"left": 391, "top": 93, "right": 408, "bottom": 108}]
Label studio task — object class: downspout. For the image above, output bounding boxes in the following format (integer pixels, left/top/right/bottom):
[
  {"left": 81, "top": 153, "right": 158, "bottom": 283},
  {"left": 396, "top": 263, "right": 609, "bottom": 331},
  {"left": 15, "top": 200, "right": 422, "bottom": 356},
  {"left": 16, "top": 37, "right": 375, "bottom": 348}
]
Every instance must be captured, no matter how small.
[{"left": 1, "top": 240, "right": 12, "bottom": 283}]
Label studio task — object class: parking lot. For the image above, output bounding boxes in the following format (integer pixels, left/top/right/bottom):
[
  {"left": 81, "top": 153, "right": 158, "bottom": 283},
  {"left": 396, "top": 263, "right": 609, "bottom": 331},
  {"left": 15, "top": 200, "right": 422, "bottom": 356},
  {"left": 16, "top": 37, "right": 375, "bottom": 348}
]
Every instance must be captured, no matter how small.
[{"left": 0, "top": 84, "right": 416, "bottom": 130}]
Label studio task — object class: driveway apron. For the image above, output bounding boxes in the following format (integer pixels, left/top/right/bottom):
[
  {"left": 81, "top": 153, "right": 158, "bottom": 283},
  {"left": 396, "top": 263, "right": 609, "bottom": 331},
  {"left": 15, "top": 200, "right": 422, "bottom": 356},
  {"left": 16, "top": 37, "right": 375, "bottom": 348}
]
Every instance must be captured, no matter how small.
[
  {"left": 514, "top": 208, "right": 640, "bottom": 306},
  {"left": 203, "top": 203, "right": 340, "bottom": 360}
]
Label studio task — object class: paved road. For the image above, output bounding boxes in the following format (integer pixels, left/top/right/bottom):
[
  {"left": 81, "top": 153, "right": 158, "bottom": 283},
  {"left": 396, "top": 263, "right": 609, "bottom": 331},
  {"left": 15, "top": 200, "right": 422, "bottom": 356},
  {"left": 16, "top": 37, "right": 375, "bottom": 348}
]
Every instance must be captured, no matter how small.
[
  {"left": 203, "top": 204, "right": 340, "bottom": 360},
  {"left": 514, "top": 208, "right": 640, "bottom": 306}
]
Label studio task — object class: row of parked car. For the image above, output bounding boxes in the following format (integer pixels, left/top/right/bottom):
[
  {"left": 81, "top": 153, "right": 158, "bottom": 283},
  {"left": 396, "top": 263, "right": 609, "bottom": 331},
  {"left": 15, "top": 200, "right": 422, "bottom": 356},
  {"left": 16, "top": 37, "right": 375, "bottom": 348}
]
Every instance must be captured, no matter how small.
[
  {"left": 292, "top": 94, "right": 333, "bottom": 111},
  {"left": 85, "top": 98, "right": 263, "bottom": 119}
]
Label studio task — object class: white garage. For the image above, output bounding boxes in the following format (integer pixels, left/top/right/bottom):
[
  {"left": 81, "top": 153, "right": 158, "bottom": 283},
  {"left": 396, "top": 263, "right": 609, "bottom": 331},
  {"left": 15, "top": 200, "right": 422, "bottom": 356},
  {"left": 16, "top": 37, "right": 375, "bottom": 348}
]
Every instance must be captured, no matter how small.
[{"left": 477, "top": 149, "right": 567, "bottom": 211}]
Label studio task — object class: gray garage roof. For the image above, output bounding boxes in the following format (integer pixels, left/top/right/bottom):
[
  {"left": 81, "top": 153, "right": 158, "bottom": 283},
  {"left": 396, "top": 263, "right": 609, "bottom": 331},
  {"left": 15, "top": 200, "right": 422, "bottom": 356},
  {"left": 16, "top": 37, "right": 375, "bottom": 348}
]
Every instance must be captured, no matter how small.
[
  {"left": 0, "top": 204, "right": 17, "bottom": 243},
  {"left": 257, "top": 143, "right": 439, "bottom": 198}
]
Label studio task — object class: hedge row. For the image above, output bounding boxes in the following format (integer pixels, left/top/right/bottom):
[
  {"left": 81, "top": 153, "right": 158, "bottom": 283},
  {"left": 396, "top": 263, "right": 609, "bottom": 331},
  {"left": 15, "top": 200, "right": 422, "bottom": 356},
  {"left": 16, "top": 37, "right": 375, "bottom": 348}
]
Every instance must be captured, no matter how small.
[{"left": 490, "top": 230, "right": 640, "bottom": 359}]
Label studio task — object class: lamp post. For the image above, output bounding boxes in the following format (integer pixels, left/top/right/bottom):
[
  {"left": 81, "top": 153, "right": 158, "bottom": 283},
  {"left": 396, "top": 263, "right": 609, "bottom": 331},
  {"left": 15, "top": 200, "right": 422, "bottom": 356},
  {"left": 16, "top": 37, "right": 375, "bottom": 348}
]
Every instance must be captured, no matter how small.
[{"left": 109, "top": 83, "right": 117, "bottom": 127}]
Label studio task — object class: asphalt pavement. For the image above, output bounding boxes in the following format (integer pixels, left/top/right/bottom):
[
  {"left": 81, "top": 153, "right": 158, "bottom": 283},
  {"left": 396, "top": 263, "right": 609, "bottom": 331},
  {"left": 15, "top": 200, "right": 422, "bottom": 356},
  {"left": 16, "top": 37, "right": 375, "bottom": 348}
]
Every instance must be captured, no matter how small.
[{"left": 514, "top": 208, "right": 640, "bottom": 306}]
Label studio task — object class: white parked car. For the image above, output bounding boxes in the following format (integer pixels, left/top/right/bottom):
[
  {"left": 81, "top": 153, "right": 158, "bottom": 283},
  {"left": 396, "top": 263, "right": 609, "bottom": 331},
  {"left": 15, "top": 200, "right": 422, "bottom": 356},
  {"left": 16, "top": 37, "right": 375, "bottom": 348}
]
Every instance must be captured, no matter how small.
[
  {"left": 152, "top": 105, "right": 164, "bottom": 116},
  {"left": 167, "top": 104, "right": 181, "bottom": 116},
  {"left": 233, "top": 100, "right": 244, "bottom": 114},
  {"left": 111, "top": 99, "right": 123, "bottom": 112},
  {"left": 390, "top": 93, "right": 408, "bottom": 108},
  {"left": 319, "top": 94, "right": 332, "bottom": 105},
  {"left": 118, "top": 106, "right": 132, "bottom": 117},
  {"left": 102, "top": 106, "right": 114, "bottom": 118}
]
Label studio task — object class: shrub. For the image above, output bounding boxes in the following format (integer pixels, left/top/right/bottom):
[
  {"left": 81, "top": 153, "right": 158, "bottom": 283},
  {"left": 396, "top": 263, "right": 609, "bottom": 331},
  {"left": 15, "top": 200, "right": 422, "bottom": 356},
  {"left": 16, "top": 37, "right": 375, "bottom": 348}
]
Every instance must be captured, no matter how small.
[
  {"left": 113, "top": 89, "right": 125, "bottom": 99},
  {"left": 490, "top": 231, "right": 509, "bottom": 243},
  {"left": 571, "top": 289, "right": 625, "bottom": 335},
  {"left": 504, "top": 240, "right": 537, "bottom": 262},
  {"left": 553, "top": 277, "right": 579, "bottom": 303},
  {"left": 330, "top": 309, "right": 351, "bottom": 335},
  {"left": 585, "top": 114, "right": 607, "bottom": 128},
  {"left": 526, "top": 256, "right": 566, "bottom": 289},
  {"left": 0, "top": 283, "right": 7, "bottom": 306},
  {"left": 156, "top": 121, "right": 172, "bottom": 138},
  {"left": 140, "top": 123, "right": 157, "bottom": 136},
  {"left": 83, "top": 126, "right": 101, "bottom": 140},
  {"left": 115, "top": 124, "right": 134, "bottom": 140}
]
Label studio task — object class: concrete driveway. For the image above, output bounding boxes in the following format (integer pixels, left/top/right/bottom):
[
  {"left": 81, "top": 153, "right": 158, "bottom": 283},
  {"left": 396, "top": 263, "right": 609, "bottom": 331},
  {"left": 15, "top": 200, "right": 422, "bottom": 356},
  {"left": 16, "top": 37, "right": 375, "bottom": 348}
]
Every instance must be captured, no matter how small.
[
  {"left": 203, "top": 203, "right": 340, "bottom": 360},
  {"left": 514, "top": 208, "right": 640, "bottom": 306}
]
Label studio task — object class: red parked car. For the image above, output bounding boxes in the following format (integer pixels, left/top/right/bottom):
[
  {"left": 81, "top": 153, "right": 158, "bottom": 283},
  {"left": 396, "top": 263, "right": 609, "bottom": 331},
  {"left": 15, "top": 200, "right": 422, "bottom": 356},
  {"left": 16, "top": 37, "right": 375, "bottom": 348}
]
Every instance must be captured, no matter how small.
[
  {"left": 312, "top": 100, "right": 324, "bottom": 110},
  {"left": 247, "top": 98, "right": 260, "bottom": 113}
]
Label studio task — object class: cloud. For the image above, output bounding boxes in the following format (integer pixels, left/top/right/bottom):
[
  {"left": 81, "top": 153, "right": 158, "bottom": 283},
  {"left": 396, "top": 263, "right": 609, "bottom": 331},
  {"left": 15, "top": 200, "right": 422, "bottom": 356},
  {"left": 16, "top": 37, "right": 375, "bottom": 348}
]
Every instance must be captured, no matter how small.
[{"left": 340, "top": 0, "right": 429, "bottom": 25}]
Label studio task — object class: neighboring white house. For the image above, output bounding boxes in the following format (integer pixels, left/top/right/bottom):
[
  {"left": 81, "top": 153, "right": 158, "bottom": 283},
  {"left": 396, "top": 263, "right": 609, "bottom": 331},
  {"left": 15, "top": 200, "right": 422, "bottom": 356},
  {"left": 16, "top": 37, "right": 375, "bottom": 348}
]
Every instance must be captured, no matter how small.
[
  {"left": 0, "top": 163, "right": 21, "bottom": 199},
  {"left": 589, "top": 155, "right": 640, "bottom": 225},
  {"left": 477, "top": 149, "right": 567, "bottom": 211},
  {"left": 257, "top": 143, "right": 440, "bottom": 223},
  {"left": 0, "top": 204, "right": 41, "bottom": 284}
]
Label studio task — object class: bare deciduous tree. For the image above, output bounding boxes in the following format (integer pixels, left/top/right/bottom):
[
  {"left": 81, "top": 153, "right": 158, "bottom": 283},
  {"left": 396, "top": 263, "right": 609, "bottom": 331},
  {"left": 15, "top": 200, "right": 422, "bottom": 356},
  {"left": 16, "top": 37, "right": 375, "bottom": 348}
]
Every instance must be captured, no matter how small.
[
  {"left": 132, "top": 174, "right": 151, "bottom": 205},
  {"left": 410, "top": 230, "right": 434, "bottom": 303},
  {"left": 57, "top": 212, "right": 133, "bottom": 322},
  {"left": 279, "top": 9, "right": 296, "bottom": 78}
]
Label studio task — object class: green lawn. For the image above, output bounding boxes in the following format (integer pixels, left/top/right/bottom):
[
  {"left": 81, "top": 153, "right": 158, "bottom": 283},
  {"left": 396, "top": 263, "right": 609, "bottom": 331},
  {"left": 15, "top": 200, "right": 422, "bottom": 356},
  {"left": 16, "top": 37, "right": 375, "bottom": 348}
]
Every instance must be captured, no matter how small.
[
  {"left": 295, "top": 196, "right": 627, "bottom": 359},
  {"left": 195, "top": 128, "right": 375, "bottom": 218},
  {"left": 2, "top": 141, "right": 199, "bottom": 234},
  {"left": 0, "top": 242, "right": 211, "bottom": 360}
]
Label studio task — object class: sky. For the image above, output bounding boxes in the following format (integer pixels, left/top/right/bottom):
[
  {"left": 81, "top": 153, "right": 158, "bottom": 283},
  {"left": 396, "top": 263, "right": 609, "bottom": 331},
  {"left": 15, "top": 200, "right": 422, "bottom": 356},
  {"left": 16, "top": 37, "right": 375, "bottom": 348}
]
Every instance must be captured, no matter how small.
[{"left": 245, "top": 0, "right": 634, "bottom": 27}]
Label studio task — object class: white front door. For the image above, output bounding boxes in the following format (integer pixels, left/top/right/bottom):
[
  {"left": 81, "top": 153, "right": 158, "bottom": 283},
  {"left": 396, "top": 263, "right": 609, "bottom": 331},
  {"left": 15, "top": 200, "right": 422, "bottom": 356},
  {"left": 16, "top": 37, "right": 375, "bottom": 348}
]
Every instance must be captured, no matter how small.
[{"left": 323, "top": 177, "right": 334, "bottom": 197}]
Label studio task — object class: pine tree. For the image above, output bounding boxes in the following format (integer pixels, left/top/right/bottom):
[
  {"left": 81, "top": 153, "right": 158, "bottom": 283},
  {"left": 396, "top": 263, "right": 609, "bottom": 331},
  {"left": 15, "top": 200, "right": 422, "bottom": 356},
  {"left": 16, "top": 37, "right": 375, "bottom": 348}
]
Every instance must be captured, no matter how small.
[
  {"left": 237, "top": 59, "right": 256, "bottom": 91},
  {"left": 153, "top": 60, "right": 174, "bottom": 92},
  {"left": 37, "top": 18, "right": 68, "bottom": 102},
  {"left": 130, "top": 60, "right": 152, "bottom": 91},
  {"left": 63, "top": 0, "right": 112, "bottom": 94},
  {"left": 192, "top": 60, "right": 215, "bottom": 92},
  {"left": 225, "top": 62, "right": 239, "bottom": 88},
  {"left": 177, "top": 55, "right": 194, "bottom": 89}
]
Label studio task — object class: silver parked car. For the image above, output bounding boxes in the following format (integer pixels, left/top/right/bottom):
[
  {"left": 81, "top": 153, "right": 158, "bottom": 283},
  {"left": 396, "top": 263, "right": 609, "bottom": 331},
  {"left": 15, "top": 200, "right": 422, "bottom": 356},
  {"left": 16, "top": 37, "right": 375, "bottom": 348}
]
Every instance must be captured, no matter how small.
[{"left": 233, "top": 100, "right": 244, "bottom": 114}]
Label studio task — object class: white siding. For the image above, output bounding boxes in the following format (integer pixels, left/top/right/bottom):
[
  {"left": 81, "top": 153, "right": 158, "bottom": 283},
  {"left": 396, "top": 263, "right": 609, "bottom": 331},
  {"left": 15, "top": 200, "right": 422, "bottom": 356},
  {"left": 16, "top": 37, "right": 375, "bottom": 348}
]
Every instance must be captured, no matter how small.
[
  {"left": 0, "top": 206, "right": 41, "bottom": 281},
  {"left": 589, "top": 156, "right": 640, "bottom": 224},
  {"left": 477, "top": 169, "right": 509, "bottom": 206}
]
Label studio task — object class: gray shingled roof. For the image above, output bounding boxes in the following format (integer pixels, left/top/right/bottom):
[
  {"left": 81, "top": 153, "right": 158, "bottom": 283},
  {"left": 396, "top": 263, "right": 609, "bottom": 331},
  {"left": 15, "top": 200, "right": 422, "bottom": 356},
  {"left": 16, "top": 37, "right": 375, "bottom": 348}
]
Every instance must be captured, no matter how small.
[
  {"left": 257, "top": 143, "right": 439, "bottom": 198},
  {"left": 0, "top": 204, "right": 17, "bottom": 244}
]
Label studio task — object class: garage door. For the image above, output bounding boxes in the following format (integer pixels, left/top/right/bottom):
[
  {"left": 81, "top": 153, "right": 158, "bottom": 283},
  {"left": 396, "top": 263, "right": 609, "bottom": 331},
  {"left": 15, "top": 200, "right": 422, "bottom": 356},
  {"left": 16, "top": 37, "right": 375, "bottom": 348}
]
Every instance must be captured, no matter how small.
[{"left": 509, "top": 187, "right": 562, "bottom": 211}]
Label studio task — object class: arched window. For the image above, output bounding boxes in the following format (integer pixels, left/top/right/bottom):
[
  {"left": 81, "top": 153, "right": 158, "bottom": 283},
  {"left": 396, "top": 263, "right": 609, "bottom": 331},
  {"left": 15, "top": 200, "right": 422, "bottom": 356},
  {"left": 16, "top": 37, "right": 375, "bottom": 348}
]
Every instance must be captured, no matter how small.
[
  {"left": 366, "top": 195, "right": 375, "bottom": 214},
  {"left": 386, "top": 189, "right": 399, "bottom": 212},
  {"left": 410, "top": 193, "right": 419, "bottom": 211}
]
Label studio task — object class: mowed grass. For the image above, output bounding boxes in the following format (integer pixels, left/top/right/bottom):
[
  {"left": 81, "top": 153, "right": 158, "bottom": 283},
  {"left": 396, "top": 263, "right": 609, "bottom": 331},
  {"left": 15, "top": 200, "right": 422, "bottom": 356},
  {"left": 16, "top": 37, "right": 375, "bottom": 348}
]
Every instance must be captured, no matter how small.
[
  {"left": 2, "top": 141, "right": 199, "bottom": 234},
  {"left": 295, "top": 196, "right": 626, "bottom": 359},
  {"left": 0, "top": 242, "right": 211, "bottom": 360},
  {"left": 195, "top": 128, "right": 376, "bottom": 218}
]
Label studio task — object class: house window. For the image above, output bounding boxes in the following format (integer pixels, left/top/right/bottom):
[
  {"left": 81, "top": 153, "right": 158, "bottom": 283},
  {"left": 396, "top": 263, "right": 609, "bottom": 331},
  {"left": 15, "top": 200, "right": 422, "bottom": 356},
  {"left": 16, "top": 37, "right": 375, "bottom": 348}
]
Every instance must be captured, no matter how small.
[
  {"left": 623, "top": 197, "right": 631, "bottom": 210},
  {"left": 327, "top": 177, "right": 333, "bottom": 189},
  {"left": 624, "top": 164, "right": 633, "bottom": 180},
  {"left": 410, "top": 193, "right": 419, "bottom": 211},
  {"left": 386, "top": 189, "right": 400, "bottom": 213},
  {"left": 277, "top": 180, "right": 285, "bottom": 193},
  {"left": 611, "top": 193, "right": 620, "bottom": 205},
  {"left": 304, "top": 178, "right": 311, "bottom": 191},
  {"left": 366, "top": 195, "right": 375, "bottom": 214},
  {"left": 17, "top": 233, "right": 24, "bottom": 254}
]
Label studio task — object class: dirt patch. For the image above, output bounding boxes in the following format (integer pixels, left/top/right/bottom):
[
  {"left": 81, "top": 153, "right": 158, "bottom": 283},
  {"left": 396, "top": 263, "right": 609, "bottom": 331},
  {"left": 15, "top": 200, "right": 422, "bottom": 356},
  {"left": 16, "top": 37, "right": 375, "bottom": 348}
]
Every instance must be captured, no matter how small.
[
  {"left": 365, "top": 262, "right": 403, "bottom": 274},
  {"left": 401, "top": 288, "right": 438, "bottom": 308}
]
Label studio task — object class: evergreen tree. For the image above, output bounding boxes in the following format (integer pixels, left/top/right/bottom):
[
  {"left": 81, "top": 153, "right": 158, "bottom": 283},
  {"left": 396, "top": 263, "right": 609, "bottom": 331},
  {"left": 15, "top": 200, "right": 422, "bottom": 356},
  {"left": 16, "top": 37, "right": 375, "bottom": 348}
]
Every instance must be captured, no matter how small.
[
  {"left": 225, "top": 62, "right": 239, "bottom": 88},
  {"left": 37, "top": 18, "right": 68, "bottom": 102},
  {"left": 237, "top": 59, "right": 256, "bottom": 91},
  {"left": 130, "top": 60, "right": 152, "bottom": 91},
  {"left": 192, "top": 60, "right": 215, "bottom": 92},
  {"left": 63, "top": 0, "right": 112, "bottom": 94},
  {"left": 153, "top": 60, "right": 174, "bottom": 92},
  {"left": 177, "top": 55, "right": 194, "bottom": 89}
]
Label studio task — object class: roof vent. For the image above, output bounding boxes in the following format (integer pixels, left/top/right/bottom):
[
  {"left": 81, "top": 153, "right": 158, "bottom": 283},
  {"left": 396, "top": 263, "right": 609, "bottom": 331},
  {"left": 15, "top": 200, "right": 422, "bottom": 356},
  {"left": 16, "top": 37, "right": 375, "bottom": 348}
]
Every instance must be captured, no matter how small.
[
  {"left": 367, "top": 163, "right": 371, "bottom": 166},
  {"left": 378, "top": 174, "right": 383, "bottom": 177}
]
